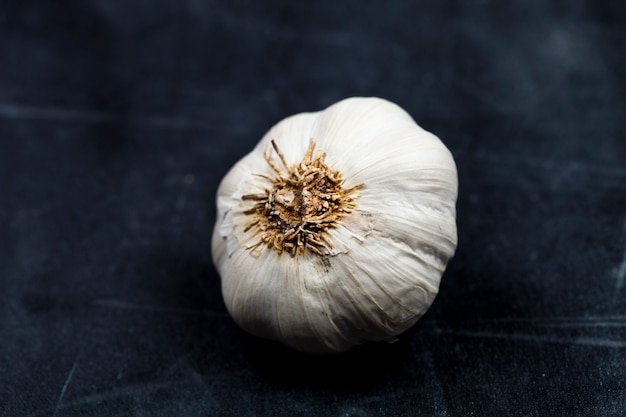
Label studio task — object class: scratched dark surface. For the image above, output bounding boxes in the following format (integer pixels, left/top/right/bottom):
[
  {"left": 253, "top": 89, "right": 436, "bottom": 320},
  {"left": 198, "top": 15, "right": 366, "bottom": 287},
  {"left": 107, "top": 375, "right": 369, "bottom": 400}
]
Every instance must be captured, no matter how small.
[{"left": 1, "top": 1, "right": 625, "bottom": 416}]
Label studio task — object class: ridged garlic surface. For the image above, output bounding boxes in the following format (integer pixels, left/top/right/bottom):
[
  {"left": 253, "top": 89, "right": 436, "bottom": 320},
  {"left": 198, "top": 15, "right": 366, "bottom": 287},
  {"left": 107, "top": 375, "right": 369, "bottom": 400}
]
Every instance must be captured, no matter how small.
[{"left": 211, "top": 97, "right": 458, "bottom": 354}]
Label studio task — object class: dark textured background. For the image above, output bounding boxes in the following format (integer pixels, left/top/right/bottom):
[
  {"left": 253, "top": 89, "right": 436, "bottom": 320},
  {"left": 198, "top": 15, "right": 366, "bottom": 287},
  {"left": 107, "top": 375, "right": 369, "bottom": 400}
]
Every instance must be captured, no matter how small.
[{"left": 1, "top": 1, "right": 625, "bottom": 416}]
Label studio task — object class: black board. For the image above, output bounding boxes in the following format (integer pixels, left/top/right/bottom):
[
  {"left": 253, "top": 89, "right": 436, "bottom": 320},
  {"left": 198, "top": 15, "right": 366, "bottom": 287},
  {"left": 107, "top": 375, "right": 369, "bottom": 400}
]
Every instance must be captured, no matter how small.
[{"left": 1, "top": 1, "right": 625, "bottom": 416}]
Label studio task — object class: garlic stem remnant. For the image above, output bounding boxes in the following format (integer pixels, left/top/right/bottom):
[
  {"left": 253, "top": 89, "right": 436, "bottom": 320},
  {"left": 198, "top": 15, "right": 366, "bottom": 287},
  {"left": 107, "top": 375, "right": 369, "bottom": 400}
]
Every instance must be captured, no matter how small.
[
  {"left": 242, "top": 139, "right": 363, "bottom": 257},
  {"left": 212, "top": 97, "right": 458, "bottom": 354}
]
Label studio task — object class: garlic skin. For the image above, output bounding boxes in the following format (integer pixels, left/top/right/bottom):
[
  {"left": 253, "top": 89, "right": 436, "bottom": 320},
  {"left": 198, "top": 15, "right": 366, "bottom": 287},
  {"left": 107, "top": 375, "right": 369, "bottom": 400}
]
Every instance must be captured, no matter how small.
[{"left": 211, "top": 97, "right": 458, "bottom": 354}]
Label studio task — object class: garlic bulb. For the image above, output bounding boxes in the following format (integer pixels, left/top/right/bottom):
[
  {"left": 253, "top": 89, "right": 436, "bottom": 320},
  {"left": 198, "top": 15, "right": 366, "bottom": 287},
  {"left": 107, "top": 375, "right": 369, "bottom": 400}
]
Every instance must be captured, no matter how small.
[{"left": 211, "top": 97, "right": 458, "bottom": 354}]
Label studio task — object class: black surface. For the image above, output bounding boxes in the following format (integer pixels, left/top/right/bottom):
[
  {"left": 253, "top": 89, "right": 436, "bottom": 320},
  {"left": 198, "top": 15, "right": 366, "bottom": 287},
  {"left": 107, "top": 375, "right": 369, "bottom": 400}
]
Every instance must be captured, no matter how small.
[{"left": 1, "top": 1, "right": 625, "bottom": 416}]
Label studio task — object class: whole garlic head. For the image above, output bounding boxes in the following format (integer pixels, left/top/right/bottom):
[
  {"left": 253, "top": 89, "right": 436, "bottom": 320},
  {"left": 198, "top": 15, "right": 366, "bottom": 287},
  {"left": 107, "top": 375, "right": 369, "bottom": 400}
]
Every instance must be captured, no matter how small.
[{"left": 212, "top": 97, "right": 458, "bottom": 354}]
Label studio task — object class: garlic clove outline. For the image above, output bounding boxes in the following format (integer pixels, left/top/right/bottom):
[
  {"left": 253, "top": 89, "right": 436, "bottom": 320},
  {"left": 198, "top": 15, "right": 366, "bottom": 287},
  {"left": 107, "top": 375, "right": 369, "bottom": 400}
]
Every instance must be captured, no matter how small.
[{"left": 211, "top": 97, "right": 458, "bottom": 354}]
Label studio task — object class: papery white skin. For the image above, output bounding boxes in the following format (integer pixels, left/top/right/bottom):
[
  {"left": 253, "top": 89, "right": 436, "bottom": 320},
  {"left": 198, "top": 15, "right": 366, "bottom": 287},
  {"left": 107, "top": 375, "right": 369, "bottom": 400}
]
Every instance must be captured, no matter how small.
[{"left": 211, "top": 97, "right": 458, "bottom": 354}]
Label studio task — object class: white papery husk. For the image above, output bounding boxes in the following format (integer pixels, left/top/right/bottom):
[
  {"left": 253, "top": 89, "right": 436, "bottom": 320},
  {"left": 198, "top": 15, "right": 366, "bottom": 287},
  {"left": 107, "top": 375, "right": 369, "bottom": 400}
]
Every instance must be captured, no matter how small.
[{"left": 211, "top": 97, "right": 458, "bottom": 354}]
